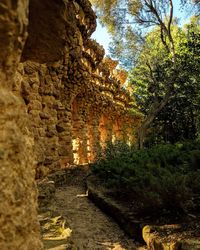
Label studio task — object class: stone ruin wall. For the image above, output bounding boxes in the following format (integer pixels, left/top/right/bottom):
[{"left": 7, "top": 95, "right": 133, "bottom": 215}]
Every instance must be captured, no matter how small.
[
  {"left": 0, "top": 0, "right": 140, "bottom": 249},
  {"left": 19, "top": 0, "right": 140, "bottom": 177}
]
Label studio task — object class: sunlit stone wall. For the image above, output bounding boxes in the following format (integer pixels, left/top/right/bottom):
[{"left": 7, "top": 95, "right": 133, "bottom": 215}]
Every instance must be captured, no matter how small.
[{"left": 0, "top": 0, "right": 141, "bottom": 247}]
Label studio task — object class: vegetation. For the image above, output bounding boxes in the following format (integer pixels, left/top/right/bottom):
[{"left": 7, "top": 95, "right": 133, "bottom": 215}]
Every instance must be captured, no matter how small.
[
  {"left": 90, "top": 0, "right": 200, "bottom": 219},
  {"left": 91, "top": 0, "right": 200, "bottom": 147},
  {"left": 91, "top": 141, "right": 200, "bottom": 216},
  {"left": 129, "top": 16, "right": 200, "bottom": 145}
]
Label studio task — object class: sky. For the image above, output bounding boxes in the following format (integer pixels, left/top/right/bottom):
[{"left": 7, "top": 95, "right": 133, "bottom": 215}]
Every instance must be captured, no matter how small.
[{"left": 91, "top": 0, "right": 191, "bottom": 54}]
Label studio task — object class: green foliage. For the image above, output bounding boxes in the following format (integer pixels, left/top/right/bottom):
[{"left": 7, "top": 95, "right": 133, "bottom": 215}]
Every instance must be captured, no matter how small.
[
  {"left": 91, "top": 0, "right": 197, "bottom": 69},
  {"left": 129, "top": 16, "right": 200, "bottom": 144},
  {"left": 91, "top": 141, "right": 200, "bottom": 215},
  {"left": 92, "top": 1, "right": 199, "bottom": 147}
]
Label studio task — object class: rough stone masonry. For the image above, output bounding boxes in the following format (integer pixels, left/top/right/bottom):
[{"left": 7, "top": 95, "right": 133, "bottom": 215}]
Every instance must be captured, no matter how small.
[{"left": 0, "top": 0, "right": 141, "bottom": 249}]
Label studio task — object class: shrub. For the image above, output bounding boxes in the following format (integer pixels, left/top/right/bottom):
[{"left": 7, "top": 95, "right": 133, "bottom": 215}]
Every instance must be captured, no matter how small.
[{"left": 91, "top": 140, "right": 200, "bottom": 215}]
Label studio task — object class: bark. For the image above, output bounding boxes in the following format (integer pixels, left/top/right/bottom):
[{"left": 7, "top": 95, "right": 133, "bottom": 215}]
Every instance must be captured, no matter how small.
[
  {"left": 138, "top": 116, "right": 154, "bottom": 149},
  {"left": 137, "top": 88, "right": 172, "bottom": 149},
  {"left": 136, "top": 0, "right": 176, "bottom": 149}
]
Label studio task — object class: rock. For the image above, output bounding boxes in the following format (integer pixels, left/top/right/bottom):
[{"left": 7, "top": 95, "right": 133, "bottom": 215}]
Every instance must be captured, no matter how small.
[
  {"left": 143, "top": 225, "right": 199, "bottom": 250},
  {"left": 0, "top": 0, "right": 140, "bottom": 248},
  {"left": 38, "top": 179, "right": 56, "bottom": 208},
  {"left": 56, "top": 124, "right": 66, "bottom": 133},
  {"left": 48, "top": 170, "right": 69, "bottom": 186}
]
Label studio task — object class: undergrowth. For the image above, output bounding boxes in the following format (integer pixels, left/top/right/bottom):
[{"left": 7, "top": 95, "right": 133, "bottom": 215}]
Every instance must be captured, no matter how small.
[{"left": 91, "top": 141, "right": 200, "bottom": 216}]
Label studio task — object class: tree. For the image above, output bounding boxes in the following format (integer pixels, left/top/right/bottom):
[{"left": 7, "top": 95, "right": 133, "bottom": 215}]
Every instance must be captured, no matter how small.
[
  {"left": 91, "top": 0, "right": 198, "bottom": 148},
  {"left": 129, "top": 16, "right": 200, "bottom": 144}
]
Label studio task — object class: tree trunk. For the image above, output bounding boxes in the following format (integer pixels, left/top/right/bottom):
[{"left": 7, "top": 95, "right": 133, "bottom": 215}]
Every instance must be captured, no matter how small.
[
  {"left": 137, "top": 114, "right": 155, "bottom": 149},
  {"left": 137, "top": 89, "right": 172, "bottom": 149}
]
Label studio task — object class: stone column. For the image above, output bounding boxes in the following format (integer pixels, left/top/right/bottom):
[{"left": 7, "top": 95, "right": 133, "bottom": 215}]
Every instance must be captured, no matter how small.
[
  {"left": 0, "top": 90, "right": 43, "bottom": 250},
  {"left": 57, "top": 105, "right": 74, "bottom": 168},
  {"left": 113, "top": 119, "right": 124, "bottom": 142},
  {"left": 99, "top": 115, "right": 113, "bottom": 148},
  {"left": 72, "top": 115, "right": 88, "bottom": 164},
  {"left": 87, "top": 119, "right": 101, "bottom": 162},
  {"left": 79, "top": 119, "right": 89, "bottom": 164},
  {"left": 0, "top": 1, "right": 43, "bottom": 249}
]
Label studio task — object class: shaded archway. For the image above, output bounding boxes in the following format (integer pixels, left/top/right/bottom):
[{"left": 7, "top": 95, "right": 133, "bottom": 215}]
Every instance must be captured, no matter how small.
[
  {"left": 99, "top": 115, "right": 113, "bottom": 148},
  {"left": 71, "top": 97, "right": 89, "bottom": 164}
]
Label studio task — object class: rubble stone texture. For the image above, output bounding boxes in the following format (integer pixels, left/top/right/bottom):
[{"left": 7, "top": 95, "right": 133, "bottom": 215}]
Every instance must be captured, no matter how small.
[
  {"left": 0, "top": 0, "right": 140, "bottom": 249},
  {"left": 0, "top": 0, "right": 43, "bottom": 249}
]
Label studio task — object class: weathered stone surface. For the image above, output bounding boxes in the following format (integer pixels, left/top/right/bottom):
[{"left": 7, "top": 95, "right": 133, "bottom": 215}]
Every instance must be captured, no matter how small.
[
  {"left": 0, "top": 0, "right": 141, "bottom": 248},
  {"left": 22, "top": 0, "right": 68, "bottom": 63},
  {"left": 0, "top": 0, "right": 29, "bottom": 81},
  {"left": 142, "top": 225, "right": 200, "bottom": 250},
  {"left": 0, "top": 89, "right": 43, "bottom": 250},
  {"left": 19, "top": 0, "right": 141, "bottom": 174},
  {"left": 37, "top": 179, "right": 56, "bottom": 208},
  {"left": 0, "top": 0, "right": 43, "bottom": 249}
]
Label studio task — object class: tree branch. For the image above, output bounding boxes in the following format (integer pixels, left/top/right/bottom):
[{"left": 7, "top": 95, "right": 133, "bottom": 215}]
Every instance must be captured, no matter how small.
[
  {"left": 168, "top": 0, "right": 176, "bottom": 61},
  {"left": 160, "top": 26, "right": 170, "bottom": 52},
  {"left": 146, "top": 62, "right": 157, "bottom": 85},
  {"left": 168, "top": 0, "right": 173, "bottom": 31}
]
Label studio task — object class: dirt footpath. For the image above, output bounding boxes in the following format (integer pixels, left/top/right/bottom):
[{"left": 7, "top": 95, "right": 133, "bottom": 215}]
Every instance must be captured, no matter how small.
[{"left": 54, "top": 183, "right": 146, "bottom": 250}]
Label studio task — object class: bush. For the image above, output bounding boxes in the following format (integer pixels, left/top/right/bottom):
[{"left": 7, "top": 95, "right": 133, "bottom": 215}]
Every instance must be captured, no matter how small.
[{"left": 91, "top": 140, "right": 200, "bottom": 215}]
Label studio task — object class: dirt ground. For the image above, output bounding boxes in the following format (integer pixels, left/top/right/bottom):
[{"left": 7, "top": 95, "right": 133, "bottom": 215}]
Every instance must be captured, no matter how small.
[
  {"left": 39, "top": 168, "right": 200, "bottom": 250},
  {"left": 53, "top": 182, "right": 146, "bottom": 250}
]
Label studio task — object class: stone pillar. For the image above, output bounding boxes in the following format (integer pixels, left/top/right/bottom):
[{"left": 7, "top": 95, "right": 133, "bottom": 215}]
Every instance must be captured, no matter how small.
[
  {"left": 21, "top": 62, "right": 46, "bottom": 177},
  {"left": 72, "top": 115, "right": 88, "bottom": 165},
  {"left": 0, "top": 90, "right": 43, "bottom": 250},
  {"left": 113, "top": 119, "right": 124, "bottom": 142},
  {"left": 0, "top": 0, "right": 43, "bottom": 249},
  {"left": 57, "top": 106, "right": 74, "bottom": 168},
  {"left": 79, "top": 120, "right": 88, "bottom": 164},
  {"left": 87, "top": 119, "right": 101, "bottom": 162},
  {"left": 22, "top": 63, "right": 61, "bottom": 176},
  {"left": 71, "top": 97, "right": 89, "bottom": 164},
  {"left": 0, "top": 0, "right": 29, "bottom": 85},
  {"left": 99, "top": 115, "right": 113, "bottom": 148},
  {"left": 40, "top": 67, "right": 62, "bottom": 172}
]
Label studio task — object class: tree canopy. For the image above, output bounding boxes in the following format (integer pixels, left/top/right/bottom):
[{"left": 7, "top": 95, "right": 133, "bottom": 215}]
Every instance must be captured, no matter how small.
[
  {"left": 91, "top": 0, "right": 200, "bottom": 147},
  {"left": 129, "top": 16, "right": 200, "bottom": 144}
]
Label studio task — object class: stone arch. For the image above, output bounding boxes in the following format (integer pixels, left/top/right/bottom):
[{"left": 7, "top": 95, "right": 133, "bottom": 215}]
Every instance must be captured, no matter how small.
[
  {"left": 99, "top": 114, "right": 113, "bottom": 148},
  {"left": 87, "top": 106, "right": 102, "bottom": 162},
  {"left": 71, "top": 94, "right": 90, "bottom": 165},
  {"left": 0, "top": 0, "right": 142, "bottom": 248},
  {"left": 112, "top": 118, "right": 124, "bottom": 142}
]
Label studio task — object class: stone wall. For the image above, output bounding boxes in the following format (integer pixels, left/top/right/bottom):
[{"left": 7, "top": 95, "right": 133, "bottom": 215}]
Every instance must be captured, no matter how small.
[
  {"left": 0, "top": 0, "right": 43, "bottom": 249},
  {"left": 19, "top": 0, "right": 141, "bottom": 176},
  {"left": 0, "top": 0, "right": 140, "bottom": 248}
]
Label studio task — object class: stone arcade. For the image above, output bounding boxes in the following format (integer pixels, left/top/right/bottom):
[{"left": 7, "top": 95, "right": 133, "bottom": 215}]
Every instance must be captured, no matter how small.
[{"left": 0, "top": 0, "right": 140, "bottom": 249}]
